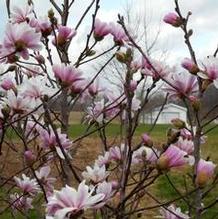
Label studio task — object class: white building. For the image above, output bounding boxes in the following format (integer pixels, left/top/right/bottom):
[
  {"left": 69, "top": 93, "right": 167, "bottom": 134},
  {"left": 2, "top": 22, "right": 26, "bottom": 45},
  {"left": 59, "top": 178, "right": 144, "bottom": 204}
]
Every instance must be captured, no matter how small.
[{"left": 141, "top": 103, "right": 187, "bottom": 124}]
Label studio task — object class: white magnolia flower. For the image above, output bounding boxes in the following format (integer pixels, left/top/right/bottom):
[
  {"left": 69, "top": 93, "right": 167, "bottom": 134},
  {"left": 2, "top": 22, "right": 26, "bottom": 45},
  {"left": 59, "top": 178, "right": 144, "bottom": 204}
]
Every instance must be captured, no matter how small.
[
  {"left": 82, "top": 164, "right": 109, "bottom": 183},
  {"left": 159, "top": 204, "right": 189, "bottom": 219},
  {"left": 46, "top": 181, "right": 105, "bottom": 219},
  {"left": 14, "top": 174, "right": 39, "bottom": 196}
]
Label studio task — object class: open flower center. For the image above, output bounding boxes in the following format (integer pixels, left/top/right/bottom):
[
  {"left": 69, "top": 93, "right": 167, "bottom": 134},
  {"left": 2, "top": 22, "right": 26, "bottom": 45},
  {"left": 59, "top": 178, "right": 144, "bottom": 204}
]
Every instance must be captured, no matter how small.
[{"left": 15, "top": 40, "right": 27, "bottom": 52}]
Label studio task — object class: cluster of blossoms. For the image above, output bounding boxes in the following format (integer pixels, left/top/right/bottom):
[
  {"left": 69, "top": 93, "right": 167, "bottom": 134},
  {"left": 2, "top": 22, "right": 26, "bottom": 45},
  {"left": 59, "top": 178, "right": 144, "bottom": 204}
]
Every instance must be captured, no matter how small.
[
  {"left": 84, "top": 83, "right": 141, "bottom": 124},
  {"left": 94, "top": 18, "right": 129, "bottom": 45},
  {"left": 11, "top": 166, "right": 55, "bottom": 213}
]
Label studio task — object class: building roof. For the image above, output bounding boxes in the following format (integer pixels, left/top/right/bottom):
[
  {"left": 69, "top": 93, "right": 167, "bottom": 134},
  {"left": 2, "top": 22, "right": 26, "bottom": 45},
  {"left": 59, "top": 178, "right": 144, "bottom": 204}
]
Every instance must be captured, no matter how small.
[{"left": 153, "top": 103, "right": 187, "bottom": 112}]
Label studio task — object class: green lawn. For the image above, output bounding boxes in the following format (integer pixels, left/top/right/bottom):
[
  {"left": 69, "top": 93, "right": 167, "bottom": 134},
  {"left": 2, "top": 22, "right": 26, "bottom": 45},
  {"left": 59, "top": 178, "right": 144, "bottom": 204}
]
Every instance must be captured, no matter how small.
[{"left": 68, "top": 123, "right": 170, "bottom": 138}]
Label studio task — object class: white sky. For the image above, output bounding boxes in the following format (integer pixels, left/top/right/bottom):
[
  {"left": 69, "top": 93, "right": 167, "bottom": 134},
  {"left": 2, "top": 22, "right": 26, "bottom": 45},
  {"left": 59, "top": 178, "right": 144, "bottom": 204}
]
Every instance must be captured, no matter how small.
[{"left": 0, "top": 0, "right": 217, "bottom": 67}]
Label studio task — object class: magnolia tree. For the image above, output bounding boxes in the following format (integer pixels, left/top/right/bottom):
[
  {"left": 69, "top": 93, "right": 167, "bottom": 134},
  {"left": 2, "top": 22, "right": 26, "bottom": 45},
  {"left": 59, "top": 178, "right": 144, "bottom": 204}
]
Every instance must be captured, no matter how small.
[{"left": 0, "top": 0, "right": 217, "bottom": 219}]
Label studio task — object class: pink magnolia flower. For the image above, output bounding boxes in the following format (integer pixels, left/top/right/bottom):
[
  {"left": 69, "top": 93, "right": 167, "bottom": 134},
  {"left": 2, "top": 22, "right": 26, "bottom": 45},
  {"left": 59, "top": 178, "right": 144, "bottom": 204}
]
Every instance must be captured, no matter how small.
[
  {"left": 109, "top": 146, "right": 122, "bottom": 161},
  {"left": 130, "top": 60, "right": 141, "bottom": 72},
  {"left": 164, "top": 73, "right": 198, "bottom": 99},
  {"left": 196, "top": 159, "right": 216, "bottom": 187},
  {"left": 35, "top": 166, "right": 56, "bottom": 196},
  {"left": 122, "top": 97, "right": 141, "bottom": 120},
  {"left": 141, "top": 58, "right": 171, "bottom": 81},
  {"left": 157, "top": 145, "right": 188, "bottom": 170},
  {"left": 82, "top": 164, "right": 109, "bottom": 183},
  {"left": 94, "top": 19, "right": 111, "bottom": 41},
  {"left": 105, "top": 106, "right": 120, "bottom": 120},
  {"left": 53, "top": 64, "right": 82, "bottom": 87},
  {"left": 96, "top": 181, "right": 114, "bottom": 205},
  {"left": 10, "top": 193, "right": 33, "bottom": 211},
  {"left": 54, "top": 25, "right": 76, "bottom": 46},
  {"left": 163, "top": 12, "right": 183, "bottom": 27},
  {"left": 30, "top": 17, "right": 52, "bottom": 37},
  {"left": 20, "top": 78, "right": 46, "bottom": 99},
  {"left": 6, "top": 91, "right": 32, "bottom": 115},
  {"left": 180, "top": 128, "right": 192, "bottom": 140},
  {"left": 109, "top": 22, "right": 129, "bottom": 45},
  {"left": 95, "top": 151, "right": 110, "bottom": 167},
  {"left": 40, "top": 128, "right": 71, "bottom": 148},
  {"left": 184, "top": 125, "right": 207, "bottom": 145},
  {"left": 141, "top": 133, "right": 153, "bottom": 147},
  {"left": 146, "top": 147, "right": 159, "bottom": 163},
  {"left": 103, "top": 91, "right": 122, "bottom": 119},
  {"left": 20, "top": 77, "right": 56, "bottom": 108},
  {"left": 175, "top": 137, "right": 194, "bottom": 155},
  {"left": 85, "top": 100, "right": 104, "bottom": 124},
  {"left": 108, "top": 144, "right": 129, "bottom": 162},
  {"left": 160, "top": 204, "right": 189, "bottom": 219},
  {"left": 39, "top": 127, "right": 72, "bottom": 159},
  {"left": 181, "top": 58, "right": 199, "bottom": 74},
  {"left": 132, "top": 146, "right": 159, "bottom": 164},
  {"left": 198, "top": 57, "right": 218, "bottom": 88},
  {"left": 1, "top": 23, "right": 42, "bottom": 60},
  {"left": 25, "top": 119, "right": 43, "bottom": 139},
  {"left": 70, "top": 79, "right": 86, "bottom": 94},
  {"left": 14, "top": 174, "right": 39, "bottom": 196},
  {"left": 88, "top": 80, "right": 104, "bottom": 97},
  {"left": 46, "top": 181, "right": 105, "bottom": 219},
  {"left": 132, "top": 146, "right": 147, "bottom": 164},
  {"left": 10, "top": 5, "right": 33, "bottom": 24}
]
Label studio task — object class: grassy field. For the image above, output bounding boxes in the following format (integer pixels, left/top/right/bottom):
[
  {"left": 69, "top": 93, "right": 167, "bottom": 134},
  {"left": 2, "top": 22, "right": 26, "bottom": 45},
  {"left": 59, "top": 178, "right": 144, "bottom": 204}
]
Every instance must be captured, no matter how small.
[{"left": 1, "top": 123, "right": 218, "bottom": 218}]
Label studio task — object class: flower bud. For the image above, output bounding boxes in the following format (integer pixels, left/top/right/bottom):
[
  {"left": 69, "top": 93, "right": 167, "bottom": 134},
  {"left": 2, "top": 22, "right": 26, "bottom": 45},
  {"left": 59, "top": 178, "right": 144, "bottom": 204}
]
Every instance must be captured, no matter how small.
[
  {"left": 1, "top": 78, "right": 15, "bottom": 91},
  {"left": 7, "top": 65, "right": 17, "bottom": 72},
  {"left": 86, "top": 50, "right": 96, "bottom": 57},
  {"left": 167, "top": 128, "right": 180, "bottom": 145},
  {"left": 35, "top": 54, "right": 45, "bottom": 64},
  {"left": 189, "top": 96, "right": 201, "bottom": 111},
  {"left": 202, "top": 79, "right": 212, "bottom": 92},
  {"left": 93, "top": 19, "right": 110, "bottom": 41},
  {"left": 24, "top": 150, "right": 36, "bottom": 166},
  {"left": 131, "top": 60, "right": 141, "bottom": 72},
  {"left": 141, "top": 133, "right": 153, "bottom": 147},
  {"left": 157, "top": 145, "right": 187, "bottom": 170},
  {"left": 129, "top": 80, "right": 137, "bottom": 92},
  {"left": 196, "top": 159, "right": 216, "bottom": 187},
  {"left": 171, "top": 118, "right": 186, "bottom": 129},
  {"left": 157, "top": 155, "right": 169, "bottom": 170},
  {"left": 163, "top": 12, "right": 183, "bottom": 27},
  {"left": 111, "top": 180, "right": 119, "bottom": 189},
  {"left": 116, "top": 52, "right": 126, "bottom": 63},
  {"left": 1, "top": 106, "right": 10, "bottom": 118},
  {"left": 125, "top": 48, "right": 133, "bottom": 63},
  {"left": 7, "top": 54, "right": 19, "bottom": 63},
  {"left": 181, "top": 58, "right": 199, "bottom": 74},
  {"left": 48, "top": 9, "right": 55, "bottom": 19}
]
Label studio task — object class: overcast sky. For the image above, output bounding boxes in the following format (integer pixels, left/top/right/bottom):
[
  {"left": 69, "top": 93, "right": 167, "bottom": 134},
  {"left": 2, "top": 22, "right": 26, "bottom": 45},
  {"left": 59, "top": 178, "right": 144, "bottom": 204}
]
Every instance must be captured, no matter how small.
[{"left": 0, "top": 0, "right": 218, "bottom": 66}]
